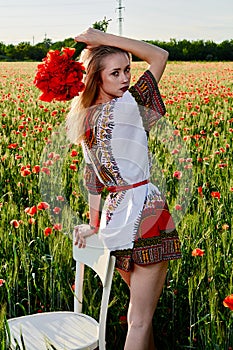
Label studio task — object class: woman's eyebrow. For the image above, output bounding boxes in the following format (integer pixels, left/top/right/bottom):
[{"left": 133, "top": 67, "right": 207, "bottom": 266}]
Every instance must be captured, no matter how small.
[
  {"left": 111, "top": 68, "right": 121, "bottom": 71},
  {"left": 111, "top": 64, "right": 130, "bottom": 72}
]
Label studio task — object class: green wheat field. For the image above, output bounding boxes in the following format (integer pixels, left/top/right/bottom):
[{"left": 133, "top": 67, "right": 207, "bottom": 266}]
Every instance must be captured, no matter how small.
[{"left": 0, "top": 61, "right": 233, "bottom": 349}]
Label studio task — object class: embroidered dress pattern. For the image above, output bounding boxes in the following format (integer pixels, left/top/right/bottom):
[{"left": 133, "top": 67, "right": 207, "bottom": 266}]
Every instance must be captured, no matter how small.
[
  {"left": 105, "top": 191, "right": 127, "bottom": 225},
  {"left": 96, "top": 102, "right": 127, "bottom": 187}
]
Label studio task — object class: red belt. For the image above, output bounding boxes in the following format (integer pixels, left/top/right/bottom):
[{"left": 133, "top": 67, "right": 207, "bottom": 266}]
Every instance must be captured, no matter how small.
[{"left": 107, "top": 179, "right": 149, "bottom": 193}]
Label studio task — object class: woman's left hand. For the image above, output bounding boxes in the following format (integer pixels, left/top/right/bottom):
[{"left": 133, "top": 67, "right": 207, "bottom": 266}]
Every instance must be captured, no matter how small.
[
  {"left": 74, "top": 28, "right": 108, "bottom": 49},
  {"left": 73, "top": 224, "right": 96, "bottom": 248}
]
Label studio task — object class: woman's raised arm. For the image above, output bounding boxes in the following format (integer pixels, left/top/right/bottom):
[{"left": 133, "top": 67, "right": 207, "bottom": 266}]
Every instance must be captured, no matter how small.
[{"left": 74, "top": 28, "right": 168, "bottom": 83}]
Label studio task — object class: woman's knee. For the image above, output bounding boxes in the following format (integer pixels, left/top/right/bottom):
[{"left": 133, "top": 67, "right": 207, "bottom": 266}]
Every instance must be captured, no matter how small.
[
  {"left": 128, "top": 316, "right": 152, "bottom": 333},
  {"left": 127, "top": 303, "right": 154, "bottom": 330}
]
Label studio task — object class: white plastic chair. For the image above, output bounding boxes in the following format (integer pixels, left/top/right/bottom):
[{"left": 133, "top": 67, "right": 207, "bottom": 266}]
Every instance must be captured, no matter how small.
[{"left": 8, "top": 234, "right": 116, "bottom": 350}]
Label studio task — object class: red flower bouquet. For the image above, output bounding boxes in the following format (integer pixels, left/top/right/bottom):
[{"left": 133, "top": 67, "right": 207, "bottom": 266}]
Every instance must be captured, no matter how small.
[
  {"left": 33, "top": 47, "right": 85, "bottom": 102},
  {"left": 34, "top": 18, "right": 111, "bottom": 102}
]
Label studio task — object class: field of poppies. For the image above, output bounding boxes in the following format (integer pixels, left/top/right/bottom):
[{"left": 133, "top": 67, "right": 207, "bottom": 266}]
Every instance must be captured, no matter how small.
[{"left": 0, "top": 60, "right": 233, "bottom": 349}]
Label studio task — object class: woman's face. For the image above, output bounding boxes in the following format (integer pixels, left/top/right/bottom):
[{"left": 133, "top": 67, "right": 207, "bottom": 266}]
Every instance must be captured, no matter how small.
[{"left": 97, "top": 52, "right": 131, "bottom": 103}]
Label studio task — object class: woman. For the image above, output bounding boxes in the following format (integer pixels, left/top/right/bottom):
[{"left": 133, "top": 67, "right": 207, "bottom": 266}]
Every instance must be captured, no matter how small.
[{"left": 66, "top": 28, "right": 181, "bottom": 350}]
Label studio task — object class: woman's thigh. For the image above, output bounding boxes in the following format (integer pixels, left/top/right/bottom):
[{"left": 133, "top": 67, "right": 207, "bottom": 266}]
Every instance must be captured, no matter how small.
[{"left": 127, "top": 261, "right": 168, "bottom": 323}]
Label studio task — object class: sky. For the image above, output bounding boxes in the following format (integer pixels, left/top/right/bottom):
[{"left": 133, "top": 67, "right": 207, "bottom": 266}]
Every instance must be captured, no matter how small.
[{"left": 0, "top": 0, "right": 233, "bottom": 45}]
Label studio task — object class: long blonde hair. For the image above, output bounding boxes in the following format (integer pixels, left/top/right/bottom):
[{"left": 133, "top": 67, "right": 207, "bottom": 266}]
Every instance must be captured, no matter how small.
[{"left": 66, "top": 46, "right": 130, "bottom": 144}]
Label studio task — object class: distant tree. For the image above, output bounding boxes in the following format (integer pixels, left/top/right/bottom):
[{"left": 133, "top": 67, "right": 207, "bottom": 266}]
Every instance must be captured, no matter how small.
[
  {"left": 0, "top": 42, "right": 8, "bottom": 60},
  {"left": 50, "top": 38, "right": 74, "bottom": 51},
  {"left": 14, "top": 42, "right": 31, "bottom": 60},
  {"left": 0, "top": 38, "right": 232, "bottom": 62},
  {"left": 28, "top": 46, "right": 47, "bottom": 61},
  {"left": 179, "top": 40, "right": 193, "bottom": 60},
  {"left": 203, "top": 40, "right": 218, "bottom": 61},
  {"left": 43, "top": 38, "right": 53, "bottom": 49},
  {"left": 4, "top": 44, "right": 16, "bottom": 61},
  {"left": 164, "top": 39, "right": 180, "bottom": 60},
  {"left": 0, "top": 42, "right": 6, "bottom": 55},
  {"left": 218, "top": 40, "right": 233, "bottom": 60}
]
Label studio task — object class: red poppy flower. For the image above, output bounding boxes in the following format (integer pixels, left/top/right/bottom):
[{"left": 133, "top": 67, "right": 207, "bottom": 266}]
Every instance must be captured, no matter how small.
[
  {"left": 37, "top": 202, "right": 50, "bottom": 210},
  {"left": 44, "top": 227, "right": 52, "bottom": 236},
  {"left": 0, "top": 279, "right": 5, "bottom": 287},
  {"left": 192, "top": 248, "right": 205, "bottom": 257},
  {"left": 53, "top": 207, "right": 61, "bottom": 214},
  {"left": 32, "top": 165, "right": 40, "bottom": 173},
  {"left": 70, "top": 164, "right": 77, "bottom": 171},
  {"left": 173, "top": 170, "right": 182, "bottom": 180},
  {"left": 223, "top": 294, "right": 233, "bottom": 310},
  {"left": 41, "top": 167, "right": 50, "bottom": 175},
  {"left": 51, "top": 110, "right": 58, "bottom": 116},
  {"left": 119, "top": 315, "right": 127, "bottom": 325},
  {"left": 28, "top": 218, "right": 36, "bottom": 224},
  {"left": 25, "top": 206, "right": 37, "bottom": 216},
  {"left": 171, "top": 149, "right": 179, "bottom": 155},
  {"left": 20, "top": 169, "right": 31, "bottom": 177},
  {"left": 211, "top": 191, "right": 221, "bottom": 200},
  {"left": 70, "top": 149, "right": 78, "bottom": 157},
  {"left": 70, "top": 160, "right": 78, "bottom": 166},
  {"left": 33, "top": 47, "right": 85, "bottom": 102},
  {"left": 48, "top": 152, "right": 55, "bottom": 159},
  {"left": 15, "top": 154, "right": 23, "bottom": 160},
  {"left": 43, "top": 160, "right": 53, "bottom": 166},
  {"left": 10, "top": 219, "right": 20, "bottom": 228},
  {"left": 222, "top": 224, "right": 229, "bottom": 230},
  {"left": 198, "top": 186, "right": 203, "bottom": 196},
  {"left": 8, "top": 143, "right": 18, "bottom": 149},
  {"left": 53, "top": 223, "right": 62, "bottom": 231}
]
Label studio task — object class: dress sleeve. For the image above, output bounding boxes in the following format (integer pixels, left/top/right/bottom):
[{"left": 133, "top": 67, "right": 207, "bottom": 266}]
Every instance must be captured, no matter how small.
[
  {"left": 129, "top": 70, "right": 166, "bottom": 131},
  {"left": 84, "top": 163, "right": 105, "bottom": 195}
]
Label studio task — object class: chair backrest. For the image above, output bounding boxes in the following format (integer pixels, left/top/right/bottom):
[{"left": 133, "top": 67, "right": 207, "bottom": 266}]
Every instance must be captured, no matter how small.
[
  {"left": 73, "top": 233, "right": 115, "bottom": 349},
  {"left": 73, "top": 233, "right": 112, "bottom": 287}
]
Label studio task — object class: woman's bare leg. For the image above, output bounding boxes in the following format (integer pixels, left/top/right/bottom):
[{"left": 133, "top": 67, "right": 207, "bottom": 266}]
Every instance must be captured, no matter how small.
[
  {"left": 124, "top": 261, "right": 168, "bottom": 350},
  {"left": 148, "top": 324, "right": 156, "bottom": 350}
]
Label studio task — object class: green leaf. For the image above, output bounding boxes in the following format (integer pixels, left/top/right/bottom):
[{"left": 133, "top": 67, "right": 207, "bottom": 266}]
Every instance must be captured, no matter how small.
[{"left": 92, "top": 17, "right": 112, "bottom": 32}]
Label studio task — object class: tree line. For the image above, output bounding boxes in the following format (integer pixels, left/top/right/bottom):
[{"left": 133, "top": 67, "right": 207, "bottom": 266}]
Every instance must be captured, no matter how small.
[{"left": 0, "top": 37, "right": 233, "bottom": 62}]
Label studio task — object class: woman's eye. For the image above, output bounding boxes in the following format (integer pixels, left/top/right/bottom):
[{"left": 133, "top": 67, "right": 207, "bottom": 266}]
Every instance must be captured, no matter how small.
[
  {"left": 112, "top": 71, "right": 119, "bottom": 77},
  {"left": 125, "top": 67, "right": 131, "bottom": 73}
]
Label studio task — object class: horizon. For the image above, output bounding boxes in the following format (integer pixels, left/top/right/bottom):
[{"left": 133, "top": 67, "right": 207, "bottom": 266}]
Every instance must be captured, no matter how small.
[{"left": 2, "top": 36, "right": 233, "bottom": 46}]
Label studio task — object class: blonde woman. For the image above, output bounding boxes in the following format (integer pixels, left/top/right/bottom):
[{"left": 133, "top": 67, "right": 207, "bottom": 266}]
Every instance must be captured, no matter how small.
[{"left": 66, "top": 28, "right": 181, "bottom": 350}]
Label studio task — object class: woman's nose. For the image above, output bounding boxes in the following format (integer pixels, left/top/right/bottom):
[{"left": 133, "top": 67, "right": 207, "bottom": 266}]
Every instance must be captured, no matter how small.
[{"left": 121, "top": 72, "right": 129, "bottom": 82}]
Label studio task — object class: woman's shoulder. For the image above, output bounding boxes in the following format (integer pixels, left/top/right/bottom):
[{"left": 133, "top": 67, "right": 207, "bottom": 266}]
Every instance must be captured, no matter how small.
[{"left": 129, "top": 69, "right": 166, "bottom": 116}]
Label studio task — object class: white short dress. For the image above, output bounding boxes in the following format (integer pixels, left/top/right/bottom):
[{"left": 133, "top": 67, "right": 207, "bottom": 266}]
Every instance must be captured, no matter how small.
[{"left": 82, "top": 70, "right": 181, "bottom": 271}]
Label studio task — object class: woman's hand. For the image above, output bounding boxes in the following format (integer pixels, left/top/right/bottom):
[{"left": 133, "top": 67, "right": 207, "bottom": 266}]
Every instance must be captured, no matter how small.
[
  {"left": 74, "top": 28, "right": 107, "bottom": 49},
  {"left": 73, "top": 224, "right": 97, "bottom": 248}
]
